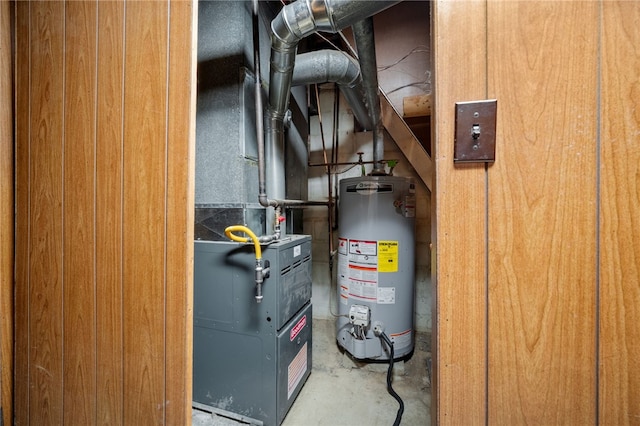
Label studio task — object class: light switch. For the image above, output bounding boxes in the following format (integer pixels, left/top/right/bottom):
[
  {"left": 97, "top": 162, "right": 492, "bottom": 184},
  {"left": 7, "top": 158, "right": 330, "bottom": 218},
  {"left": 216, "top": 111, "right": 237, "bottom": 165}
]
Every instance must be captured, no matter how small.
[{"left": 454, "top": 99, "right": 497, "bottom": 163}]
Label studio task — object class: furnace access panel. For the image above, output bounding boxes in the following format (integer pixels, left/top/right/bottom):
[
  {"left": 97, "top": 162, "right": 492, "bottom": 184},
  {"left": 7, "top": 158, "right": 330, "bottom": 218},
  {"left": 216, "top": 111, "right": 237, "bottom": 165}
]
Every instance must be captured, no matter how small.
[{"left": 193, "top": 235, "right": 312, "bottom": 426}]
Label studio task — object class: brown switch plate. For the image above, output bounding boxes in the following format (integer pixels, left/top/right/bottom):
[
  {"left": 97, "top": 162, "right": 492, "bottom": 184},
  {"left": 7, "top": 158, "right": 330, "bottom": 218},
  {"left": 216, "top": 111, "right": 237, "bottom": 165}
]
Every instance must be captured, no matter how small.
[{"left": 454, "top": 99, "right": 497, "bottom": 163}]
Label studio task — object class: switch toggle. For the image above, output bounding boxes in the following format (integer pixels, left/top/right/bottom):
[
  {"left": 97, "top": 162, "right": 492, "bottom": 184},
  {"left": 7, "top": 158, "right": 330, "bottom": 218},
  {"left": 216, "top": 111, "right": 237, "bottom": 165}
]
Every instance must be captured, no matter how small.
[
  {"left": 454, "top": 100, "right": 497, "bottom": 163},
  {"left": 471, "top": 124, "right": 481, "bottom": 140}
]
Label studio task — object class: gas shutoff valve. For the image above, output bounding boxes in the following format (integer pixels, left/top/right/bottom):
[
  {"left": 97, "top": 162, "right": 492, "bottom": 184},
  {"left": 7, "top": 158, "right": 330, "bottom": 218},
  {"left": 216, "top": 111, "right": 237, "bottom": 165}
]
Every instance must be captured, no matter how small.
[
  {"left": 348, "top": 305, "right": 370, "bottom": 327},
  {"left": 254, "top": 259, "right": 270, "bottom": 303}
]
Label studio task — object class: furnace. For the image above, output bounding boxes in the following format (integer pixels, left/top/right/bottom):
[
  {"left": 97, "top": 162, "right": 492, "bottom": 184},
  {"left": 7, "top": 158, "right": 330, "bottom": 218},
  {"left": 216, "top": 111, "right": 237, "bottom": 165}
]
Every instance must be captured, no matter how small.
[{"left": 193, "top": 235, "right": 312, "bottom": 426}]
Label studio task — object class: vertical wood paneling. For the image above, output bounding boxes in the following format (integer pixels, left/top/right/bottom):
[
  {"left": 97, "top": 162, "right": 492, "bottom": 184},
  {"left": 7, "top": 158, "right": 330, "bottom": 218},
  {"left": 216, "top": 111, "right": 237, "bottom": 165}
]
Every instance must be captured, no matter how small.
[
  {"left": 433, "top": 1, "right": 640, "bottom": 423},
  {"left": 63, "top": 2, "right": 97, "bottom": 424},
  {"left": 165, "top": 1, "right": 196, "bottom": 423},
  {"left": 600, "top": 2, "right": 640, "bottom": 423},
  {"left": 122, "top": 2, "right": 168, "bottom": 424},
  {"left": 431, "top": 1, "right": 488, "bottom": 424},
  {"left": 487, "top": 1, "right": 598, "bottom": 424},
  {"left": 0, "top": 2, "right": 14, "bottom": 424},
  {"left": 29, "top": 2, "right": 65, "bottom": 423},
  {"left": 95, "top": 1, "right": 124, "bottom": 424},
  {"left": 14, "top": 1, "right": 31, "bottom": 422},
  {"left": 14, "top": 1, "right": 195, "bottom": 424}
]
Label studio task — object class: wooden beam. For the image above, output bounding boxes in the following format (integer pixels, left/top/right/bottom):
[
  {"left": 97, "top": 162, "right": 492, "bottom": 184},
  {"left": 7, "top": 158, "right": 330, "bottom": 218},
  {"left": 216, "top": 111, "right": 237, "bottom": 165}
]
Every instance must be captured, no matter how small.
[
  {"left": 431, "top": 0, "right": 488, "bottom": 424},
  {"left": 403, "top": 94, "right": 432, "bottom": 118},
  {"left": 380, "top": 92, "right": 432, "bottom": 192}
]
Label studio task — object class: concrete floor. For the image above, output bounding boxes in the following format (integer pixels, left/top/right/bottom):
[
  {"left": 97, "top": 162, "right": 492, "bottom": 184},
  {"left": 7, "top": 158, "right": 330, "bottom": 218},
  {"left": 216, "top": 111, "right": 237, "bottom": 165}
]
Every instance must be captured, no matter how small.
[{"left": 192, "top": 318, "right": 431, "bottom": 426}]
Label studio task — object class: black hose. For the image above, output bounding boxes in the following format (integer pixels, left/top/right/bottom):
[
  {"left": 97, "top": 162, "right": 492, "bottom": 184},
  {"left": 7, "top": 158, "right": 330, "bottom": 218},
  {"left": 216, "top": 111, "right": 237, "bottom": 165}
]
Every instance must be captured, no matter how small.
[{"left": 380, "top": 332, "right": 404, "bottom": 426}]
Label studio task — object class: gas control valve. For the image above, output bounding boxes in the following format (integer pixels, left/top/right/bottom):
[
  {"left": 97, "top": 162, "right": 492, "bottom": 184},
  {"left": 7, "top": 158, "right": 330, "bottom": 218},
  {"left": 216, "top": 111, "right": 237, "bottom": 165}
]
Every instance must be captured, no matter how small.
[{"left": 348, "top": 304, "right": 371, "bottom": 327}]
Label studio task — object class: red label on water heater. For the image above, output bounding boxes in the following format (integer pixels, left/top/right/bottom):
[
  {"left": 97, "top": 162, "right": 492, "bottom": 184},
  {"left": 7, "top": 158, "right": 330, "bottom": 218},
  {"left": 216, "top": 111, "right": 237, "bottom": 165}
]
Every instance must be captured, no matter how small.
[{"left": 290, "top": 315, "right": 307, "bottom": 341}]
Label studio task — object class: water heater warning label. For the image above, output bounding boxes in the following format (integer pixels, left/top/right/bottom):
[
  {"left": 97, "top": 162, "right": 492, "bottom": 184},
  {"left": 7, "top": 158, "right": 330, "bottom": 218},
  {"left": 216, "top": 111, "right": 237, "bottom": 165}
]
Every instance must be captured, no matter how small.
[
  {"left": 348, "top": 239, "right": 377, "bottom": 257},
  {"left": 348, "top": 279, "right": 377, "bottom": 301},
  {"left": 340, "top": 238, "right": 400, "bottom": 303},
  {"left": 377, "top": 241, "right": 399, "bottom": 272}
]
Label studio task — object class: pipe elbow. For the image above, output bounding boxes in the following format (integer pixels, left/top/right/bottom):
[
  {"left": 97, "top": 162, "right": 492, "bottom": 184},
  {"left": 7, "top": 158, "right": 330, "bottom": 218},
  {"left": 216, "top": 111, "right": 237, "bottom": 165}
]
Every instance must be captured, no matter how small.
[
  {"left": 292, "top": 50, "right": 361, "bottom": 87},
  {"left": 270, "top": 8, "right": 300, "bottom": 49},
  {"left": 271, "top": 0, "right": 331, "bottom": 49},
  {"left": 336, "top": 52, "right": 362, "bottom": 88},
  {"left": 258, "top": 193, "right": 279, "bottom": 209}
]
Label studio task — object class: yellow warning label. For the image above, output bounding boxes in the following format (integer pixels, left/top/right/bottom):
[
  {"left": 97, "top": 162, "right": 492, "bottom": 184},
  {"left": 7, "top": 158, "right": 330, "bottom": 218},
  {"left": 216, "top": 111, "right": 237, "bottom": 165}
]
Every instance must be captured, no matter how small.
[{"left": 377, "top": 241, "right": 398, "bottom": 272}]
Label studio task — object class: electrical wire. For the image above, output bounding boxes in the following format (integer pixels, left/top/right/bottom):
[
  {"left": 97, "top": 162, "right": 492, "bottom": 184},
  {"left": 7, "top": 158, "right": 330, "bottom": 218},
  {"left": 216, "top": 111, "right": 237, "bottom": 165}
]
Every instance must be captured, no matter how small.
[
  {"left": 377, "top": 45, "right": 429, "bottom": 72},
  {"left": 385, "top": 81, "right": 431, "bottom": 96},
  {"left": 380, "top": 332, "right": 404, "bottom": 426}
]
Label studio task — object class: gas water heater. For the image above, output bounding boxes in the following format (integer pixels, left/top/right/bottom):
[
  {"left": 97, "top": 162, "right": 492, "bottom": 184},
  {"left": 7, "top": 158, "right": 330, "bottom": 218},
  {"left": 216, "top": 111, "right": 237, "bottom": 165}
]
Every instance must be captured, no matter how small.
[{"left": 336, "top": 176, "right": 416, "bottom": 360}]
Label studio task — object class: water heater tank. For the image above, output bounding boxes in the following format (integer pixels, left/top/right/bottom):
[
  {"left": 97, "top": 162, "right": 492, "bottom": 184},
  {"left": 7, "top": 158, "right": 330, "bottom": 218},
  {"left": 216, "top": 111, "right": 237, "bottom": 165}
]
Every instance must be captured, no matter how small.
[{"left": 336, "top": 175, "right": 416, "bottom": 360}]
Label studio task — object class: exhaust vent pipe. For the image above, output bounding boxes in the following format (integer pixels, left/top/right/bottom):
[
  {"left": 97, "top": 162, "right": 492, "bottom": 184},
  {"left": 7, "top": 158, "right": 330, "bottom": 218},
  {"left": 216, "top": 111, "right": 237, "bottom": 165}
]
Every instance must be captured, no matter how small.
[
  {"left": 269, "top": 0, "right": 399, "bottom": 118},
  {"left": 292, "top": 50, "right": 372, "bottom": 130},
  {"left": 353, "top": 18, "right": 385, "bottom": 175}
]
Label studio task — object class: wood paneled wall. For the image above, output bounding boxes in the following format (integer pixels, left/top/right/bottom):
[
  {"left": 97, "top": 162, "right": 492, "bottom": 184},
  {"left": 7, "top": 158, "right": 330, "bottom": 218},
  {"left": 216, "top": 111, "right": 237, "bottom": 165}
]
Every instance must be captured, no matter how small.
[
  {"left": 1, "top": 1, "right": 14, "bottom": 424},
  {"left": 430, "top": 1, "right": 488, "bottom": 424},
  {"left": 432, "top": 1, "right": 640, "bottom": 424},
  {"left": 487, "top": 2, "right": 598, "bottom": 423},
  {"left": 599, "top": 2, "right": 640, "bottom": 422},
  {"left": 13, "top": 1, "right": 196, "bottom": 424}
]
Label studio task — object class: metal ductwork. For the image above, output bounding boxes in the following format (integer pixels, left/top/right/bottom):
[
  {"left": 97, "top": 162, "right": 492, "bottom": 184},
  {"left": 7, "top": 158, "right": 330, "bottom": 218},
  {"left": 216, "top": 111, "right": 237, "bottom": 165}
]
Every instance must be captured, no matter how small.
[
  {"left": 269, "top": 0, "right": 399, "bottom": 119},
  {"left": 259, "top": 0, "right": 401, "bottom": 211},
  {"left": 352, "top": 17, "right": 386, "bottom": 175},
  {"left": 292, "top": 50, "right": 372, "bottom": 130}
]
